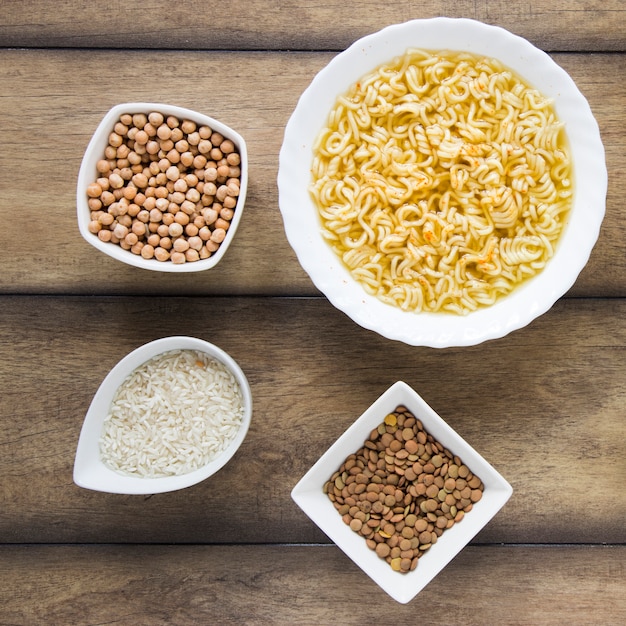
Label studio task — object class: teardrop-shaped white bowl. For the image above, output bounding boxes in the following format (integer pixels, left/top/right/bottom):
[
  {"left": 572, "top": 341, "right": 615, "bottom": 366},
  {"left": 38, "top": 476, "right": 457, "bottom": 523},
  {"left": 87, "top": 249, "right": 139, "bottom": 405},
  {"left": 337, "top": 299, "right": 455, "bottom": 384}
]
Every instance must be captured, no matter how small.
[{"left": 73, "top": 336, "right": 252, "bottom": 494}]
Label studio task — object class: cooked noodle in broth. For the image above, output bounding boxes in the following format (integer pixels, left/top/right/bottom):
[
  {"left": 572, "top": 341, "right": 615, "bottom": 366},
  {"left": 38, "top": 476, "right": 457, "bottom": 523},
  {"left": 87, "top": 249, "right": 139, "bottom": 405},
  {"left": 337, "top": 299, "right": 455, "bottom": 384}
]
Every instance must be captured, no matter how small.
[{"left": 310, "top": 49, "right": 572, "bottom": 315}]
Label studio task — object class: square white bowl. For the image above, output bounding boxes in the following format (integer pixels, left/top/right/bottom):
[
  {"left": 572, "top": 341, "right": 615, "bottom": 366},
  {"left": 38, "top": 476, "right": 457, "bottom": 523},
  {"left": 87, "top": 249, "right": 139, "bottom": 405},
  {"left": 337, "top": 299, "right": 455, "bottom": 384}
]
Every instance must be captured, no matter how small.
[
  {"left": 73, "top": 336, "right": 252, "bottom": 494},
  {"left": 77, "top": 102, "right": 248, "bottom": 272},
  {"left": 291, "top": 380, "right": 512, "bottom": 604}
]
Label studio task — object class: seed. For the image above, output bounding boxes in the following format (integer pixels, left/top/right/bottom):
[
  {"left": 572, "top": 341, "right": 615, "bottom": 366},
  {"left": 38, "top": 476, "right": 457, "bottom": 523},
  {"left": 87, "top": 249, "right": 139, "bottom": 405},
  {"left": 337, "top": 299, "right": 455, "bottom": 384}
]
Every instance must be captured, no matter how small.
[
  {"left": 324, "top": 406, "right": 484, "bottom": 575},
  {"left": 86, "top": 111, "right": 241, "bottom": 263},
  {"left": 401, "top": 526, "right": 414, "bottom": 539},
  {"left": 404, "top": 467, "right": 417, "bottom": 481},
  {"left": 405, "top": 439, "right": 419, "bottom": 455},
  {"left": 384, "top": 413, "right": 397, "bottom": 427},
  {"left": 405, "top": 513, "right": 417, "bottom": 527},
  {"left": 444, "top": 477, "right": 456, "bottom": 491},
  {"left": 471, "top": 489, "right": 483, "bottom": 503},
  {"left": 436, "top": 516, "right": 448, "bottom": 529},
  {"left": 468, "top": 475, "right": 482, "bottom": 489},
  {"left": 375, "top": 542, "right": 390, "bottom": 558}
]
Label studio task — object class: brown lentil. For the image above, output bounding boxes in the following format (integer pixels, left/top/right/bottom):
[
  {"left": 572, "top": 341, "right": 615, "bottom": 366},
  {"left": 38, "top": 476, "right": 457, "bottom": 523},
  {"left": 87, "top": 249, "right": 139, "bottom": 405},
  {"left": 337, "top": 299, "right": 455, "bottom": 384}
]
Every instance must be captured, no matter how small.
[
  {"left": 323, "top": 406, "right": 484, "bottom": 574},
  {"left": 86, "top": 111, "right": 242, "bottom": 263}
]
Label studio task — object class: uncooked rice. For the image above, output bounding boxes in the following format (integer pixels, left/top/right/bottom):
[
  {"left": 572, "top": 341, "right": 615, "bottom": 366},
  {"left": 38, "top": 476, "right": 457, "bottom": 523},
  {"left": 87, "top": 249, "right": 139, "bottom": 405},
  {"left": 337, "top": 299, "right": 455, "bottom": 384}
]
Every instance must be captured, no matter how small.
[{"left": 99, "top": 349, "right": 244, "bottom": 478}]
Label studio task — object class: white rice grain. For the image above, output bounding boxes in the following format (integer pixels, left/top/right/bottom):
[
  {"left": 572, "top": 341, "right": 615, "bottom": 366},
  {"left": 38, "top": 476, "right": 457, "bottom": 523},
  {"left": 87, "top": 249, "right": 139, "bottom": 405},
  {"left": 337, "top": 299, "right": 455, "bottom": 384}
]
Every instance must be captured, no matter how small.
[{"left": 99, "top": 349, "right": 244, "bottom": 478}]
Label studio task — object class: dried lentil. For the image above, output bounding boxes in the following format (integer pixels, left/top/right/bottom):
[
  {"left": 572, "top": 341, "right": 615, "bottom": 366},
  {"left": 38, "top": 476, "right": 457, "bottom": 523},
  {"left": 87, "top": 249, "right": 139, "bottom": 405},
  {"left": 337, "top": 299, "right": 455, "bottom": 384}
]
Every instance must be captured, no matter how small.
[{"left": 323, "top": 405, "right": 484, "bottom": 574}]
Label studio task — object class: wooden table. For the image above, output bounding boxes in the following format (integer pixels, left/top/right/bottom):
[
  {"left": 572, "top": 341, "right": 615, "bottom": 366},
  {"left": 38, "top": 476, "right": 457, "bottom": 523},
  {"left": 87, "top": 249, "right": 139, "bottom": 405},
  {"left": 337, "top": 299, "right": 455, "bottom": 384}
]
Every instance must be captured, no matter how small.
[{"left": 1, "top": 2, "right": 624, "bottom": 624}]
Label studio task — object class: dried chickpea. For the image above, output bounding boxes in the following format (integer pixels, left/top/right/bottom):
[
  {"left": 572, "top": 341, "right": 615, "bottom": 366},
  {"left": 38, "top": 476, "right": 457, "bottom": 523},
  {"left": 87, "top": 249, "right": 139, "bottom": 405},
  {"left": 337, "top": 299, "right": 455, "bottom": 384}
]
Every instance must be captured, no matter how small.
[
  {"left": 174, "top": 211, "right": 190, "bottom": 226},
  {"left": 148, "top": 111, "right": 164, "bottom": 126},
  {"left": 220, "top": 139, "right": 235, "bottom": 154},
  {"left": 88, "top": 220, "right": 102, "bottom": 234},
  {"left": 173, "top": 238, "right": 190, "bottom": 253},
  {"left": 185, "top": 248, "right": 200, "bottom": 263},
  {"left": 185, "top": 223, "right": 199, "bottom": 237},
  {"left": 181, "top": 119, "right": 196, "bottom": 134},
  {"left": 131, "top": 221, "right": 146, "bottom": 237},
  {"left": 168, "top": 222, "right": 184, "bottom": 238},
  {"left": 86, "top": 110, "right": 242, "bottom": 263},
  {"left": 141, "top": 244, "right": 155, "bottom": 259},
  {"left": 99, "top": 212, "right": 114, "bottom": 226},
  {"left": 147, "top": 233, "right": 161, "bottom": 247},
  {"left": 108, "top": 132, "right": 123, "bottom": 148},
  {"left": 134, "top": 129, "right": 149, "bottom": 145},
  {"left": 154, "top": 247, "right": 170, "bottom": 262},
  {"left": 188, "top": 235, "right": 203, "bottom": 251},
  {"left": 132, "top": 113, "right": 148, "bottom": 129}
]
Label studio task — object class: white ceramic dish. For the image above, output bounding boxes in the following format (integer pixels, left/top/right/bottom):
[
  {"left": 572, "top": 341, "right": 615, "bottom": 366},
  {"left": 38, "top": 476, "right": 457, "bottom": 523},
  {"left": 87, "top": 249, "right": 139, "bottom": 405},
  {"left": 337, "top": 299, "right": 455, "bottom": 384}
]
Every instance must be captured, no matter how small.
[
  {"left": 73, "top": 336, "right": 252, "bottom": 494},
  {"left": 77, "top": 102, "right": 248, "bottom": 272},
  {"left": 278, "top": 18, "right": 606, "bottom": 347},
  {"left": 291, "top": 381, "right": 512, "bottom": 604}
]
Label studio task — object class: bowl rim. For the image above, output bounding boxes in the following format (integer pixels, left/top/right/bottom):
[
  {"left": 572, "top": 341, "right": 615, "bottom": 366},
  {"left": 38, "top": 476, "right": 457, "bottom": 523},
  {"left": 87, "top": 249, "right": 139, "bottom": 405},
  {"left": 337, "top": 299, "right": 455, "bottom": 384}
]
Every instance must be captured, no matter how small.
[
  {"left": 77, "top": 102, "right": 248, "bottom": 273},
  {"left": 291, "top": 380, "right": 513, "bottom": 603},
  {"left": 73, "top": 336, "right": 252, "bottom": 494},
  {"left": 278, "top": 17, "right": 607, "bottom": 347}
]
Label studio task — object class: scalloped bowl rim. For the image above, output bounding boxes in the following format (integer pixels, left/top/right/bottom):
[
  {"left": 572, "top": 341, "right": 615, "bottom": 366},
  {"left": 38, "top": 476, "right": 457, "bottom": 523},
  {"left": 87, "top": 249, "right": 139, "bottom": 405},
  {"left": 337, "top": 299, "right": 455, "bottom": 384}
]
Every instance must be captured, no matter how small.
[
  {"left": 291, "top": 381, "right": 513, "bottom": 603},
  {"left": 77, "top": 102, "right": 249, "bottom": 272},
  {"left": 278, "top": 18, "right": 606, "bottom": 347},
  {"left": 73, "top": 336, "right": 253, "bottom": 494}
]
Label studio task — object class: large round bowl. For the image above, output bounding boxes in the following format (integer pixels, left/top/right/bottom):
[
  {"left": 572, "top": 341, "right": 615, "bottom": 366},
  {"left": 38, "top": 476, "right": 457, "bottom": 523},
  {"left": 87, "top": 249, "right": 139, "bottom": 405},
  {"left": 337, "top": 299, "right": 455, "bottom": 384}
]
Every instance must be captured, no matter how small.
[{"left": 277, "top": 18, "right": 606, "bottom": 348}]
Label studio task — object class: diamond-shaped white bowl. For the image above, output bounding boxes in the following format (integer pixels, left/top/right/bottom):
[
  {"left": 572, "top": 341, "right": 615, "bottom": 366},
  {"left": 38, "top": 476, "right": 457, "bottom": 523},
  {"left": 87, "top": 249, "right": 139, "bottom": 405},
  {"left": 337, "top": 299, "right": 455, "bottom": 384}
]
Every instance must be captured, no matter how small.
[{"left": 291, "top": 381, "right": 512, "bottom": 603}]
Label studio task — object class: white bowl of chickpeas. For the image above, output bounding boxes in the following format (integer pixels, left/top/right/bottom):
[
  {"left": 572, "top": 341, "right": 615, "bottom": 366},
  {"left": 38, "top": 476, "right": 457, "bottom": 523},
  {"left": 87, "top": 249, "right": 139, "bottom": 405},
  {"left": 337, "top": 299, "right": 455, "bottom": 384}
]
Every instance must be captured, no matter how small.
[
  {"left": 77, "top": 103, "right": 248, "bottom": 271},
  {"left": 291, "top": 381, "right": 512, "bottom": 604}
]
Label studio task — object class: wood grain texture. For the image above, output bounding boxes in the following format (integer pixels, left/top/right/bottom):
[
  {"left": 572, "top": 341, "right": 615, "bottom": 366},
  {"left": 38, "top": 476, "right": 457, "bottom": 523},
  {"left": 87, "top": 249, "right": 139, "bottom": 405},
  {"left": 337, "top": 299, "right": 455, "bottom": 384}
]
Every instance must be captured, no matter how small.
[
  {"left": 0, "top": 296, "right": 623, "bottom": 545},
  {"left": 0, "top": 50, "right": 623, "bottom": 296},
  {"left": 1, "top": 3, "right": 624, "bottom": 622},
  {"left": 1, "top": 0, "right": 625, "bottom": 52},
  {"left": 0, "top": 544, "right": 624, "bottom": 625}
]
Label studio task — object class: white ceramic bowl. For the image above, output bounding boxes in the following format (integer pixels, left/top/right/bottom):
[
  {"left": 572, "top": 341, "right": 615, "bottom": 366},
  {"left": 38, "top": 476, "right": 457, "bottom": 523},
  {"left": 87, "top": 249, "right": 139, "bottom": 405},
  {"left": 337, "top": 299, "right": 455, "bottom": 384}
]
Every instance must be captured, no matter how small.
[
  {"left": 73, "top": 336, "right": 252, "bottom": 494},
  {"left": 77, "top": 102, "right": 248, "bottom": 272},
  {"left": 291, "top": 381, "right": 512, "bottom": 604},
  {"left": 278, "top": 18, "right": 606, "bottom": 347}
]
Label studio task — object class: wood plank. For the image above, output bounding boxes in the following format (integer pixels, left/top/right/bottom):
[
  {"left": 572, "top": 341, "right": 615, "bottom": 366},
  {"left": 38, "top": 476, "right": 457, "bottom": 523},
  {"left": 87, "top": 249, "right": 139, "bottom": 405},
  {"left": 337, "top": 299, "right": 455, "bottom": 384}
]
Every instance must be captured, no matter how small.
[
  {"left": 0, "top": 296, "right": 623, "bottom": 544},
  {"left": 0, "top": 545, "right": 623, "bottom": 624},
  {"left": 1, "top": 1, "right": 625, "bottom": 52},
  {"left": 0, "top": 50, "right": 623, "bottom": 296}
]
